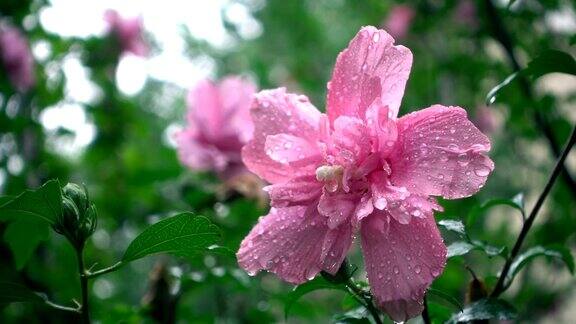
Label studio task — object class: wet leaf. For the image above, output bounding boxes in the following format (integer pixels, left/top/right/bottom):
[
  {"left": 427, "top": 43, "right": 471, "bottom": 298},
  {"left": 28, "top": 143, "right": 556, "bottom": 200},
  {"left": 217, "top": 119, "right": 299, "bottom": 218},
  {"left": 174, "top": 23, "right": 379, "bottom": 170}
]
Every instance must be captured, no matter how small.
[
  {"left": 447, "top": 298, "right": 517, "bottom": 323},
  {"left": 438, "top": 219, "right": 467, "bottom": 237},
  {"left": 506, "top": 245, "right": 574, "bottom": 285},
  {"left": 122, "top": 213, "right": 221, "bottom": 262}
]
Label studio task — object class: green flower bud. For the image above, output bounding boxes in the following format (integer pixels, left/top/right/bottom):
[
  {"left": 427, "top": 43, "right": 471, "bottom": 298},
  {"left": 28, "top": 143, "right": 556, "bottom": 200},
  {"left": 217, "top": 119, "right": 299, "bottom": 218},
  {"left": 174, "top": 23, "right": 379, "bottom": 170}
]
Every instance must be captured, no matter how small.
[{"left": 53, "top": 183, "right": 98, "bottom": 250}]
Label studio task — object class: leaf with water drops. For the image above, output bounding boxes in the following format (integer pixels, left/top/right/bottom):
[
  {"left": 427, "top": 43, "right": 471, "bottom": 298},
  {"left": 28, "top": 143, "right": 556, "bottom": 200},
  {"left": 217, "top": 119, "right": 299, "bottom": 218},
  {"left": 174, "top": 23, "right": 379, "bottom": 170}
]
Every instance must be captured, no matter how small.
[
  {"left": 284, "top": 276, "right": 348, "bottom": 319},
  {"left": 438, "top": 219, "right": 467, "bottom": 237},
  {"left": 447, "top": 298, "right": 517, "bottom": 323},
  {"left": 332, "top": 307, "right": 371, "bottom": 323},
  {"left": 447, "top": 241, "right": 476, "bottom": 258},
  {"left": 505, "top": 245, "right": 574, "bottom": 286},
  {"left": 122, "top": 213, "right": 221, "bottom": 262}
]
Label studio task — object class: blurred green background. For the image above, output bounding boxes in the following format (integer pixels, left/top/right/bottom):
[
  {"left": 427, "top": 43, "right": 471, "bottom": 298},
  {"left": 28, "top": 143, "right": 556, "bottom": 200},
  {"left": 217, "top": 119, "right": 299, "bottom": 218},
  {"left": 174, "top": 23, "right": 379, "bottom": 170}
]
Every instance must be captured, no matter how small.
[{"left": 0, "top": 0, "right": 575, "bottom": 323}]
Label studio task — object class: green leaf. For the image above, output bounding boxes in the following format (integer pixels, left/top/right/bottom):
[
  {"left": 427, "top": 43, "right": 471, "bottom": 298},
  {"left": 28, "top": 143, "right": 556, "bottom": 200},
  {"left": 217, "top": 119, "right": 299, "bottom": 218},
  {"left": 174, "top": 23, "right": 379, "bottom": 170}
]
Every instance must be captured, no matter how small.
[
  {"left": 447, "top": 241, "right": 476, "bottom": 258},
  {"left": 0, "top": 282, "right": 44, "bottom": 304},
  {"left": 506, "top": 245, "right": 574, "bottom": 285},
  {"left": 285, "top": 276, "right": 347, "bottom": 319},
  {"left": 486, "top": 72, "right": 518, "bottom": 105},
  {"left": 486, "top": 50, "right": 576, "bottom": 105},
  {"left": 524, "top": 50, "right": 576, "bottom": 79},
  {"left": 122, "top": 213, "right": 221, "bottom": 262},
  {"left": 447, "top": 241, "right": 506, "bottom": 259},
  {"left": 468, "top": 196, "right": 525, "bottom": 227},
  {"left": 0, "top": 180, "right": 62, "bottom": 225},
  {"left": 438, "top": 219, "right": 467, "bottom": 237},
  {"left": 472, "top": 240, "right": 507, "bottom": 258},
  {"left": 333, "top": 307, "right": 371, "bottom": 324},
  {"left": 4, "top": 219, "right": 50, "bottom": 269},
  {"left": 447, "top": 298, "right": 517, "bottom": 323},
  {"left": 427, "top": 288, "right": 464, "bottom": 311}
]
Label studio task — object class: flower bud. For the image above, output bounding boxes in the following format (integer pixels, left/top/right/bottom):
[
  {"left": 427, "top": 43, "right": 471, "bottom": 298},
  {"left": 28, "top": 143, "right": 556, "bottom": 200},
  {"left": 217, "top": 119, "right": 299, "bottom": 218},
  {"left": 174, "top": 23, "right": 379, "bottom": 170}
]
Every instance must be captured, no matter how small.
[{"left": 53, "top": 183, "right": 97, "bottom": 250}]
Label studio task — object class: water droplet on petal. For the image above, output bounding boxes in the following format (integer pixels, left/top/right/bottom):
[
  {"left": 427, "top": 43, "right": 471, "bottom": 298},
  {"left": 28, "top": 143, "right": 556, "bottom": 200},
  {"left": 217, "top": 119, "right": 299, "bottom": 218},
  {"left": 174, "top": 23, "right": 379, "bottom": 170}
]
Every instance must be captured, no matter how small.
[
  {"left": 372, "top": 32, "right": 380, "bottom": 42},
  {"left": 474, "top": 165, "right": 491, "bottom": 177},
  {"left": 393, "top": 267, "right": 400, "bottom": 274},
  {"left": 414, "top": 266, "right": 421, "bottom": 274}
]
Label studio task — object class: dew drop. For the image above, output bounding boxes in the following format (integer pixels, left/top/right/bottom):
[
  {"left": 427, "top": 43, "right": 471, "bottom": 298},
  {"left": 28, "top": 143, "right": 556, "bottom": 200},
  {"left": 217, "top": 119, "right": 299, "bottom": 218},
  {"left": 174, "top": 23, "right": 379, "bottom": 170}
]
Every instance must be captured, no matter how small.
[
  {"left": 457, "top": 153, "right": 469, "bottom": 166},
  {"left": 372, "top": 32, "right": 380, "bottom": 42},
  {"left": 393, "top": 267, "right": 400, "bottom": 274},
  {"left": 414, "top": 266, "right": 421, "bottom": 274},
  {"left": 474, "top": 166, "right": 491, "bottom": 177},
  {"left": 283, "top": 141, "right": 293, "bottom": 149}
]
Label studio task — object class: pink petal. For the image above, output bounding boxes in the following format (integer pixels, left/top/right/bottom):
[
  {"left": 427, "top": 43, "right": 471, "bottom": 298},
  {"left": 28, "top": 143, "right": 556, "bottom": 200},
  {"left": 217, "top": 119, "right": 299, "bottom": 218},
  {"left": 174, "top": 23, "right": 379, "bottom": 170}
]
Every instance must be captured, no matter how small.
[
  {"left": 321, "top": 222, "right": 353, "bottom": 274},
  {"left": 242, "top": 88, "right": 323, "bottom": 183},
  {"left": 264, "top": 176, "right": 323, "bottom": 207},
  {"left": 237, "top": 205, "right": 352, "bottom": 284},
  {"left": 317, "top": 192, "right": 357, "bottom": 229},
  {"left": 361, "top": 212, "right": 446, "bottom": 322},
  {"left": 326, "top": 26, "right": 412, "bottom": 123},
  {"left": 329, "top": 116, "right": 372, "bottom": 166},
  {"left": 390, "top": 105, "right": 494, "bottom": 199},
  {"left": 265, "top": 134, "right": 320, "bottom": 164},
  {"left": 353, "top": 194, "right": 374, "bottom": 228}
]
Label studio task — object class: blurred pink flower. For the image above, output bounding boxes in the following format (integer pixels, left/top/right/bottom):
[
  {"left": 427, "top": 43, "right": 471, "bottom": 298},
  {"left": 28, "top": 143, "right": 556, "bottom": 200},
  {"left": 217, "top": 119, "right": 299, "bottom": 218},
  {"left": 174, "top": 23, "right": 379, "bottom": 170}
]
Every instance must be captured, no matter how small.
[
  {"left": 0, "top": 24, "right": 35, "bottom": 91},
  {"left": 176, "top": 76, "right": 257, "bottom": 180},
  {"left": 104, "top": 10, "right": 147, "bottom": 56},
  {"left": 474, "top": 106, "right": 499, "bottom": 135},
  {"left": 237, "top": 26, "right": 494, "bottom": 322},
  {"left": 383, "top": 5, "right": 415, "bottom": 40},
  {"left": 454, "top": 0, "right": 478, "bottom": 28}
]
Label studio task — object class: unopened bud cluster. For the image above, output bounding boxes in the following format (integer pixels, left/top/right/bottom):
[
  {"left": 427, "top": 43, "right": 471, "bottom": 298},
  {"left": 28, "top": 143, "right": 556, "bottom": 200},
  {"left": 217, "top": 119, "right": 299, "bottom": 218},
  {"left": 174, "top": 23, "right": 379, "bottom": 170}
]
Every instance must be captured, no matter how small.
[{"left": 53, "top": 183, "right": 97, "bottom": 250}]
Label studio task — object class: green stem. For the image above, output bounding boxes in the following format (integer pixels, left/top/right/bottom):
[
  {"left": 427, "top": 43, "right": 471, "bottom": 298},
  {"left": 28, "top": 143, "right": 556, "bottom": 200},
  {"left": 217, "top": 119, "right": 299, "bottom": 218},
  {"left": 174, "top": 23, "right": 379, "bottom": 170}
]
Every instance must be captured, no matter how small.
[
  {"left": 86, "top": 261, "right": 124, "bottom": 279},
  {"left": 491, "top": 124, "right": 576, "bottom": 297},
  {"left": 345, "top": 278, "right": 383, "bottom": 324},
  {"left": 76, "top": 247, "right": 90, "bottom": 324},
  {"left": 44, "top": 299, "right": 81, "bottom": 313},
  {"left": 422, "top": 294, "right": 431, "bottom": 324}
]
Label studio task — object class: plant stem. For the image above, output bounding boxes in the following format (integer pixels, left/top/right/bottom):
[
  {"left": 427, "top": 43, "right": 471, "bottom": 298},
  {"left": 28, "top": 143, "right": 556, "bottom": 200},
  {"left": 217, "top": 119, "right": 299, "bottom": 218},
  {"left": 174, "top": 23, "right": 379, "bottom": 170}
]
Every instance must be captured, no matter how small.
[
  {"left": 345, "top": 278, "right": 383, "bottom": 324},
  {"left": 76, "top": 247, "right": 90, "bottom": 324},
  {"left": 422, "top": 294, "right": 431, "bottom": 324},
  {"left": 44, "top": 299, "right": 81, "bottom": 313},
  {"left": 483, "top": 0, "right": 576, "bottom": 198},
  {"left": 86, "top": 261, "right": 124, "bottom": 279},
  {"left": 491, "top": 124, "right": 576, "bottom": 297}
]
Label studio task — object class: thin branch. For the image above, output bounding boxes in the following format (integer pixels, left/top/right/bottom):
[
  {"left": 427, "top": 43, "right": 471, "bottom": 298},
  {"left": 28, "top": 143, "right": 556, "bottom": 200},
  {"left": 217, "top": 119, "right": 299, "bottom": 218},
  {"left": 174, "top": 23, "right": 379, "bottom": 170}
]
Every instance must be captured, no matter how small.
[
  {"left": 491, "top": 124, "right": 576, "bottom": 297},
  {"left": 86, "top": 261, "right": 124, "bottom": 279},
  {"left": 43, "top": 298, "right": 81, "bottom": 313}
]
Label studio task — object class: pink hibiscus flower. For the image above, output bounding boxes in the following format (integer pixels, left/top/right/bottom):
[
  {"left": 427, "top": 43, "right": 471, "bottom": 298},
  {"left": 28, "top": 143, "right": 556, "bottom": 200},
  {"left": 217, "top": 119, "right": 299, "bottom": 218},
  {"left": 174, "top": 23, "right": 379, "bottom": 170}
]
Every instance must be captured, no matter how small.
[
  {"left": 0, "top": 23, "right": 35, "bottom": 92},
  {"left": 104, "top": 10, "right": 148, "bottom": 57},
  {"left": 237, "top": 26, "right": 494, "bottom": 321},
  {"left": 383, "top": 5, "right": 415, "bottom": 40},
  {"left": 176, "top": 76, "right": 256, "bottom": 180}
]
